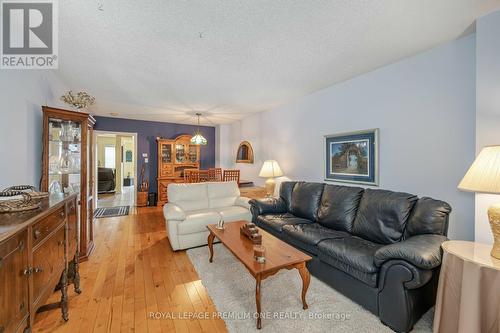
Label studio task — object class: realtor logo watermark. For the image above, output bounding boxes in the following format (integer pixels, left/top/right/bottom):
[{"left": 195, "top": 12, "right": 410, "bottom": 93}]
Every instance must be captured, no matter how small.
[{"left": 1, "top": 0, "right": 58, "bottom": 69}]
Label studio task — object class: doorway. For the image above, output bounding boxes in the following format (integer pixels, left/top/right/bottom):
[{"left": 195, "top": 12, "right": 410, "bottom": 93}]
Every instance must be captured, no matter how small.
[{"left": 94, "top": 130, "right": 138, "bottom": 208}]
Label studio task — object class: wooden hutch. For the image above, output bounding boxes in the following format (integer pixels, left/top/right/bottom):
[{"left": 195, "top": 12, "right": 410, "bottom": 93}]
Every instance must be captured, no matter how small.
[
  {"left": 40, "top": 106, "right": 96, "bottom": 262},
  {"left": 157, "top": 134, "right": 200, "bottom": 205}
]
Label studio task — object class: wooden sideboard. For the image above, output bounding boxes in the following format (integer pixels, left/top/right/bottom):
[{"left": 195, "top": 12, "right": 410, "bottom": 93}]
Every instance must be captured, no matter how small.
[
  {"left": 157, "top": 135, "right": 200, "bottom": 205},
  {"left": 240, "top": 186, "right": 267, "bottom": 200},
  {"left": 0, "top": 194, "right": 80, "bottom": 333}
]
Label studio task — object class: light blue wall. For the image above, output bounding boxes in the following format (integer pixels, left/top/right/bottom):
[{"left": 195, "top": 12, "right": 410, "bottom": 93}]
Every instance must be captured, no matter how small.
[
  {"left": 222, "top": 34, "right": 476, "bottom": 240},
  {"left": 0, "top": 71, "right": 69, "bottom": 190},
  {"left": 474, "top": 9, "right": 500, "bottom": 244}
]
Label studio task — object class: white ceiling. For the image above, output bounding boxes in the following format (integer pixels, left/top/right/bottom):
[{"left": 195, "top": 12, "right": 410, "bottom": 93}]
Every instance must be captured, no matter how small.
[{"left": 58, "top": 0, "right": 500, "bottom": 126}]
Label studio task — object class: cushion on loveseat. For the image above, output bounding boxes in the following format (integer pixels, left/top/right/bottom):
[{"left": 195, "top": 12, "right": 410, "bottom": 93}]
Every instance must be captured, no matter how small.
[
  {"left": 208, "top": 181, "right": 240, "bottom": 208},
  {"left": 217, "top": 206, "right": 252, "bottom": 222},
  {"left": 168, "top": 183, "right": 209, "bottom": 211},
  {"left": 318, "top": 236, "right": 383, "bottom": 287},
  {"left": 176, "top": 209, "right": 221, "bottom": 235},
  {"left": 290, "top": 182, "right": 325, "bottom": 221},
  {"left": 282, "top": 224, "right": 349, "bottom": 254},
  {"left": 317, "top": 184, "right": 364, "bottom": 233},
  {"left": 404, "top": 197, "right": 452, "bottom": 237},
  {"left": 353, "top": 189, "right": 418, "bottom": 244},
  {"left": 256, "top": 213, "right": 312, "bottom": 233}
]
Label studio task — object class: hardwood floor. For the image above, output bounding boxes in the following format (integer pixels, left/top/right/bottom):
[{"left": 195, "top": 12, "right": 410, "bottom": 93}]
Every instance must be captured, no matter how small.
[
  {"left": 33, "top": 207, "right": 227, "bottom": 333},
  {"left": 97, "top": 186, "right": 136, "bottom": 208}
]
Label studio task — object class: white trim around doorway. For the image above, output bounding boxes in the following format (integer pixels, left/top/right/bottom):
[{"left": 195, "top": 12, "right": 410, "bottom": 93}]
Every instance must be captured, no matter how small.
[{"left": 94, "top": 130, "right": 139, "bottom": 207}]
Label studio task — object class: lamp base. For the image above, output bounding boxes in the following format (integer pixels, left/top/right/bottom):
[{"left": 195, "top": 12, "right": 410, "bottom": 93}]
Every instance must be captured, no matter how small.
[
  {"left": 264, "top": 178, "right": 276, "bottom": 197},
  {"left": 487, "top": 204, "right": 500, "bottom": 260}
]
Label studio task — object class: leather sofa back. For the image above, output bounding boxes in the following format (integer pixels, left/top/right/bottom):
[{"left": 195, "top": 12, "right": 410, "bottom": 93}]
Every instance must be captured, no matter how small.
[
  {"left": 279, "top": 181, "right": 298, "bottom": 211},
  {"left": 317, "top": 185, "right": 364, "bottom": 233},
  {"left": 290, "top": 182, "right": 325, "bottom": 221},
  {"left": 276, "top": 181, "right": 451, "bottom": 242},
  {"left": 404, "top": 197, "right": 452, "bottom": 237},
  {"left": 352, "top": 189, "right": 417, "bottom": 244}
]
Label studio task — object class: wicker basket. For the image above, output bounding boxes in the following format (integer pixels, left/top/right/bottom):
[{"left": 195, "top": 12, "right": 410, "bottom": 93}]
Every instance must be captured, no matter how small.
[
  {"left": 2, "top": 185, "right": 49, "bottom": 199},
  {"left": 0, "top": 190, "right": 41, "bottom": 213}
]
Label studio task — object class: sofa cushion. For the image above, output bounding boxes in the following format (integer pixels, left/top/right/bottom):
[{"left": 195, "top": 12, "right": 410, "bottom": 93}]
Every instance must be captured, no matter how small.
[
  {"left": 177, "top": 209, "right": 221, "bottom": 235},
  {"left": 256, "top": 213, "right": 312, "bottom": 233},
  {"left": 279, "top": 181, "right": 298, "bottom": 211},
  {"left": 168, "top": 183, "right": 209, "bottom": 211},
  {"left": 404, "top": 197, "right": 451, "bottom": 237},
  {"left": 217, "top": 206, "right": 252, "bottom": 222},
  {"left": 208, "top": 181, "right": 240, "bottom": 208},
  {"left": 318, "top": 237, "right": 383, "bottom": 287},
  {"left": 282, "top": 224, "right": 349, "bottom": 255},
  {"left": 290, "top": 182, "right": 325, "bottom": 221},
  {"left": 353, "top": 189, "right": 417, "bottom": 244},
  {"left": 317, "top": 185, "right": 364, "bottom": 232}
]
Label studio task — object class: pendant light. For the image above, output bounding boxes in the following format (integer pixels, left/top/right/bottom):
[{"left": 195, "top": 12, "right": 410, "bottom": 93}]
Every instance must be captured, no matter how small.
[{"left": 191, "top": 113, "right": 207, "bottom": 145}]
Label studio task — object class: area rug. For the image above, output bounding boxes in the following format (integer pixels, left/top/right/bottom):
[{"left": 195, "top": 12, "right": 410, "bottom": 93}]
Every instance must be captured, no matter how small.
[
  {"left": 187, "top": 244, "right": 433, "bottom": 333},
  {"left": 93, "top": 206, "right": 130, "bottom": 219}
]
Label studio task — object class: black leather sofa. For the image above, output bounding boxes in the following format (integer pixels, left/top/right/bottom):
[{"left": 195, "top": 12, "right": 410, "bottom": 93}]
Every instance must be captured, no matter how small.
[
  {"left": 98, "top": 167, "right": 116, "bottom": 193},
  {"left": 249, "top": 181, "right": 451, "bottom": 332}
]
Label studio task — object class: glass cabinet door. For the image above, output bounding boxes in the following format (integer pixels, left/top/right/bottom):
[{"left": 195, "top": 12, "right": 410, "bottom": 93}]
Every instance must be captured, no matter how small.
[
  {"left": 47, "top": 119, "right": 82, "bottom": 195},
  {"left": 188, "top": 145, "right": 197, "bottom": 163},
  {"left": 175, "top": 144, "right": 185, "bottom": 163},
  {"left": 161, "top": 143, "right": 172, "bottom": 163}
]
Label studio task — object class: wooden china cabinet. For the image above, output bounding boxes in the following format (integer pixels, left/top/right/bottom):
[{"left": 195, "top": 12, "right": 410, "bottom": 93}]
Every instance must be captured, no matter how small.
[
  {"left": 40, "top": 106, "right": 96, "bottom": 262},
  {"left": 157, "top": 134, "right": 200, "bottom": 205}
]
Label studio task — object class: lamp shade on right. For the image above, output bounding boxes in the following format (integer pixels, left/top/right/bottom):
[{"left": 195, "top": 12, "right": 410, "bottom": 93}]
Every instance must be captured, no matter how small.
[
  {"left": 259, "top": 160, "right": 284, "bottom": 178},
  {"left": 458, "top": 145, "right": 500, "bottom": 194}
]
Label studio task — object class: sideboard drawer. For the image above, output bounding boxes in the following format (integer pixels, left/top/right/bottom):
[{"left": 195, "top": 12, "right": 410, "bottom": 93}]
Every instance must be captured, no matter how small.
[
  {"left": 0, "top": 231, "right": 29, "bottom": 333},
  {"left": 32, "top": 226, "right": 65, "bottom": 306},
  {"left": 32, "top": 206, "right": 65, "bottom": 246},
  {"left": 160, "top": 164, "right": 173, "bottom": 177}
]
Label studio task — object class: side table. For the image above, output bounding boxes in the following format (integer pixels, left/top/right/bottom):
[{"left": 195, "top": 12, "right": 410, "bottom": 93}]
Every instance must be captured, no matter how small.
[{"left": 433, "top": 240, "right": 500, "bottom": 333}]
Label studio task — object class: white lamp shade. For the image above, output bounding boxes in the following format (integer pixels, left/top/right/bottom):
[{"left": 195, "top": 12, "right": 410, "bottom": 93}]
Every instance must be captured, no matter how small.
[
  {"left": 259, "top": 160, "right": 283, "bottom": 178},
  {"left": 458, "top": 145, "right": 500, "bottom": 194}
]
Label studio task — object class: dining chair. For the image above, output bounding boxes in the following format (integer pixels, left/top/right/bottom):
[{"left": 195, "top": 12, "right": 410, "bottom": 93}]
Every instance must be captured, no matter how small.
[
  {"left": 208, "top": 168, "right": 223, "bottom": 182},
  {"left": 223, "top": 169, "right": 240, "bottom": 185},
  {"left": 183, "top": 170, "right": 191, "bottom": 182},
  {"left": 189, "top": 170, "right": 201, "bottom": 183}
]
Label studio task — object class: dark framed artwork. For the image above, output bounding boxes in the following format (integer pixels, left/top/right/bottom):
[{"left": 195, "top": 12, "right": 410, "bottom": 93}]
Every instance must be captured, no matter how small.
[
  {"left": 125, "top": 150, "right": 133, "bottom": 162},
  {"left": 324, "top": 129, "right": 379, "bottom": 185}
]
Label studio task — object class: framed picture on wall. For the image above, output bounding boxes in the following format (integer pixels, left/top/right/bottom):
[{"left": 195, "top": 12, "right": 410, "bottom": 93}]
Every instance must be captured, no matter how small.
[{"left": 324, "top": 129, "right": 379, "bottom": 185}]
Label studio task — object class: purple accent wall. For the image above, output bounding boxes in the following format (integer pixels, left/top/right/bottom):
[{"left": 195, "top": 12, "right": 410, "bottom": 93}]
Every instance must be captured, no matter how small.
[{"left": 94, "top": 116, "right": 215, "bottom": 193}]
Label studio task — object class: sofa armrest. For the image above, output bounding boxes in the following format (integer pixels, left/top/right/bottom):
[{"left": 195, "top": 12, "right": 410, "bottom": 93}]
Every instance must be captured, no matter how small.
[
  {"left": 163, "top": 203, "right": 186, "bottom": 221},
  {"left": 235, "top": 196, "right": 251, "bottom": 210},
  {"left": 374, "top": 234, "right": 448, "bottom": 270},
  {"left": 249, "top": 197, "right": 287, "bottom": 215}
]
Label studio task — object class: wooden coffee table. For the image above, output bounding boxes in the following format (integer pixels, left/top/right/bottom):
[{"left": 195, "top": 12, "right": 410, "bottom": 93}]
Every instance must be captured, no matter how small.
[{"left": 207, "top": 221, "right": 312, "bottom": 329}]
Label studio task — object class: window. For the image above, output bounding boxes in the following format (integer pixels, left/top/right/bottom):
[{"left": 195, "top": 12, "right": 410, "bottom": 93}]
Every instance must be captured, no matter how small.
[
  {"left": 104, "top": 146, "right": 116, "bottom": 168},
  {"left": 236, "top": 141, "right": 254, "bottom": 163}
]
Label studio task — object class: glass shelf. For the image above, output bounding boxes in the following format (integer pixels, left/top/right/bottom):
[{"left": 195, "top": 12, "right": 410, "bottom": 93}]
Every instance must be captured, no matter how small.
[
  {"left": 49, "top": 172, "right": 81, "bottom": 176},
  {"left": 49, "top": 139, "right": 81, "bottom": 145},
  {"left": 48, "top": 118, "right": 82, "bottom": 195}
]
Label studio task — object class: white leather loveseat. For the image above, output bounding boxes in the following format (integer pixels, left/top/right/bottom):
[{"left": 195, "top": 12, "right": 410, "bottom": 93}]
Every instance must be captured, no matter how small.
[{"left": 163, "top": 181, "right": 252, "bottom": 250}]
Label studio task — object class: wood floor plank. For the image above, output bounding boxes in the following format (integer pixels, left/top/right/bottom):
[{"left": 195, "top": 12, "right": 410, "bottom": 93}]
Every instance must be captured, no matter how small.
[{"left": 32, "top": 207, "right": 228, "bottom": 333}]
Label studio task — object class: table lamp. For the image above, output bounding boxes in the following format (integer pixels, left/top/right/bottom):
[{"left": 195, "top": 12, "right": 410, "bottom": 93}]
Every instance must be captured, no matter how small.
[
  {"left": 259, "top": 160, "right": 283, "bottom": 197},
  {"left": 458, "top": 145, "right": 500, "bottom": 259}
]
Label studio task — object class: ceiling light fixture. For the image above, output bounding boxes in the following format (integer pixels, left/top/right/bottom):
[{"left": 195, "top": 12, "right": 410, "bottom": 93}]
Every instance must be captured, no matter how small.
[{"left": 191, "top": 113, "right": 207, "bottom": 145}]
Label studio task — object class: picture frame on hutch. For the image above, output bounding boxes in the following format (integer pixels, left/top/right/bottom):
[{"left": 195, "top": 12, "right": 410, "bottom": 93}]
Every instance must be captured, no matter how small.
[{"left": 324, "top": 129, "right": 379, "bottom": 185}]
